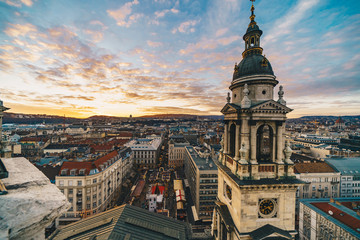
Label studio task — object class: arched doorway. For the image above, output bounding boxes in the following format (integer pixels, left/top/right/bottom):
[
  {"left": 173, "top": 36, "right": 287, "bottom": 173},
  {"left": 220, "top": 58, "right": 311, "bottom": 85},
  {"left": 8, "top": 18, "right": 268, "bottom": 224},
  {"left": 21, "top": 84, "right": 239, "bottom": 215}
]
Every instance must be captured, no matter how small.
[
  {"left": 256, "top": 124, "right": 273, "bottom": 162},
  {"left": 229, "top": 124, "right": 236, "bottom": 157}
]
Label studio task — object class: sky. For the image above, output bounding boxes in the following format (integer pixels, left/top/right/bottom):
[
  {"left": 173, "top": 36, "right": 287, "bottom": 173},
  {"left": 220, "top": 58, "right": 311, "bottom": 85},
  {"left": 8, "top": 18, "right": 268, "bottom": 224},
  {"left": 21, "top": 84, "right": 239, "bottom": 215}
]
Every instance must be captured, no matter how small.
[{"left": 0, "top": 0, "right": 359, "bottom": 118}]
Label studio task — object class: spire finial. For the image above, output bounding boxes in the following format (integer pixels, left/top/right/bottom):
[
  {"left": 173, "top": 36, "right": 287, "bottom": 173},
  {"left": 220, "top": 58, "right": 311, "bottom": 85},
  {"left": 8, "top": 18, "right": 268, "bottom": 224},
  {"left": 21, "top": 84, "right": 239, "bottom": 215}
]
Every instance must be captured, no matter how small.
[{"left": 250, "top": 0, "right": 256, "bottom": 22}]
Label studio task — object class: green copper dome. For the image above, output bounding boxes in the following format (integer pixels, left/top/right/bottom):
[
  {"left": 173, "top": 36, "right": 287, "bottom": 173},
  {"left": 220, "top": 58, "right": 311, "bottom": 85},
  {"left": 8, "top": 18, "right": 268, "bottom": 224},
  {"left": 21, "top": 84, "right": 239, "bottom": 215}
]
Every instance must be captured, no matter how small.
[{"left": 233, "top": 54, "right": 274, "bottom": 80}]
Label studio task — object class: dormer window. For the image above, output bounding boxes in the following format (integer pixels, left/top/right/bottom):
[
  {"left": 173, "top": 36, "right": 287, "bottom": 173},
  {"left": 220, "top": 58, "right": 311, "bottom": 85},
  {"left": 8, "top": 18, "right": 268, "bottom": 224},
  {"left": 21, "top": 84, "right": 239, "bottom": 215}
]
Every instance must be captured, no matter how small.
[
  {"left": 70, "top": 169, "right": 76, "bottom": 176},
  {"left": 61, "top": 169, "right": 68, "bottom": 176},
  {"left": 79, "top": 169, "right": 85, "bottom": 175}
]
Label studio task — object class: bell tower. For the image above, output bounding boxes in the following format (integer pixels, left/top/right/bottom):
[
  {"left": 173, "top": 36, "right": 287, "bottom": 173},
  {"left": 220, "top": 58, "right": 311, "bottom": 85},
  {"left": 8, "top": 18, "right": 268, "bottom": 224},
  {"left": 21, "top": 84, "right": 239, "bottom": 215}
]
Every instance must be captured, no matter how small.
[{"left": 212, "top": 1, "right": 302, "bottom": 239}]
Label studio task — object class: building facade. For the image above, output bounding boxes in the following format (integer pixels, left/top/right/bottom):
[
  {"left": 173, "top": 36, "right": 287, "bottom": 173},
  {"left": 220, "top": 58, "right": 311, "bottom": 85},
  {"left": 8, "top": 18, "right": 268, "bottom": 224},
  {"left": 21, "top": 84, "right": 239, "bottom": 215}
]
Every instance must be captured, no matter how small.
[
  {"left": 55, "top": 147, "right": 132, "bottom": 223},
  {"left": 126, "top": 137, "right": 162, "bottom": 169},
  {"left": 294, "top": 162, "right": 340, "bottom": 199},
  {"left": 168, "top": 136, "right": 190, "bottom": 168},
  {"left": 326, "top": 157, "right": 360, "bottom": 198},
  {"left": 212, "top": 2, "right": 302, "bottom": 239},
  {"left": 184, "top": 146, "right": 218, "bottom": 222},
  {"left": 299, "top": 198, "right": 360, "bottom": 240}
]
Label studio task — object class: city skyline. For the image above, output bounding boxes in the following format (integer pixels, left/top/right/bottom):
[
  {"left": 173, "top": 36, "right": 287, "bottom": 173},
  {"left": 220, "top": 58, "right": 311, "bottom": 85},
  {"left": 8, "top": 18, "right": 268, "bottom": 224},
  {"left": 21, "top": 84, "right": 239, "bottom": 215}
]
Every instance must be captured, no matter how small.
[{"left": 0, "top": 0, "right": 359, "bottom": 118}]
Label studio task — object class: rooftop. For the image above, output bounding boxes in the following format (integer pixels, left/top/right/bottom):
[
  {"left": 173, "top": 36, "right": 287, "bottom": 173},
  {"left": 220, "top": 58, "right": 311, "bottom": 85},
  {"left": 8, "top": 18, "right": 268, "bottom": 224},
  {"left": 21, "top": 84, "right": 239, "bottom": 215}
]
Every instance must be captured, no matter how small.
[
  {"left": 294, "top": 162, "right": 337, "bottom": 174},
  {"left": 325, "top": 157, "right": 360, "bottom": 175},
  {"left": 185, "top": 146, "right": 217, "bottom": 171},
  {"left": 49, "top": 204, "right": 192, "bottom": 240},
  {"left": 301, "top": 198, "right": 360, "bottom": 238}
]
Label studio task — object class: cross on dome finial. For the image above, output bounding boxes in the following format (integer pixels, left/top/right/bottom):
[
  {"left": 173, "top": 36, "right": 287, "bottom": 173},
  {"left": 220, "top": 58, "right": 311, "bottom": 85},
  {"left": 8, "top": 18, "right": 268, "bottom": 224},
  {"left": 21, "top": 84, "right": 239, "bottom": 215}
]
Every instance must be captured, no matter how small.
[{"left": 250, "top": 0, "right": 256, "bottom": 22}]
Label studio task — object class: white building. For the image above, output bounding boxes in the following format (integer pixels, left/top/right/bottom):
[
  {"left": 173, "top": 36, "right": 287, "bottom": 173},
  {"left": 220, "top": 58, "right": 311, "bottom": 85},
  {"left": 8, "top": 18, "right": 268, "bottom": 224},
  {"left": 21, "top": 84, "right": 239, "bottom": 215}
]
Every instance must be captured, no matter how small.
[
  {"left": 299, "top": 198, "right": 360, "bottom": 240},
  {"left": 55, "top": 147, "right": 132, "bottom": 224},
  {"left": 326, "top": 157, "right": 360, "bottom": 198},
  {"left": 168, "top": 136, "right": 190, "bottom": 169},
  {"left": 294, "top": 162, "right": 340, "bottom": 199},
  {"left": 126, "top": 137, "right": 162, "bottom": 168}
]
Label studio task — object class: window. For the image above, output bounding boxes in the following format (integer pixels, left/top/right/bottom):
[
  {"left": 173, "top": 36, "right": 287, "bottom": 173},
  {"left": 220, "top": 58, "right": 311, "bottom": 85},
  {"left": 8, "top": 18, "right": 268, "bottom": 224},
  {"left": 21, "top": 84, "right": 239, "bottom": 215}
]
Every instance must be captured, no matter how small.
[
  {"left": 69, "top": 198, "right": 73, "bottom": 202},
  {"left": 78, "top": 181, "right": 82, "bottom": 186},
  {"left": 69, "top": 189, "right": 73, "bottom": 194},
  {"left": 68, "top": 180, "right": 73, "bottom": 186},
  {"left": 87, "top": 204, "right": 91, "bottom": 209},
  {"left": 93, "top": 179, "right": 97, "bottom": 184},
  {"left": 59, "top": 180, "right": 64, "bottom": 186}
]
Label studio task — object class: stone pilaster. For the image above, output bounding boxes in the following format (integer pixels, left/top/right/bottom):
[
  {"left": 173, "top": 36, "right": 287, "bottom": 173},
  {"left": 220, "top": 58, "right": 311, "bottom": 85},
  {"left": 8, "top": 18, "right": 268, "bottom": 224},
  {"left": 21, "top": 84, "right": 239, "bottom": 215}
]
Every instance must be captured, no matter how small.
[
  {"left": 250, "top": 125, "right": 257, "bottom": 164},
  {"left": 276, "top": 122, "right": 284, "bottom": 164},
  {"left": 241, "top": 119, "right": 250, "bottom": 162},
  {"left": 234, "top": 124, "right": 240, "bottom": 160},
  {"left": 224, "top": 123, "right": 229, "bottom": 154}
]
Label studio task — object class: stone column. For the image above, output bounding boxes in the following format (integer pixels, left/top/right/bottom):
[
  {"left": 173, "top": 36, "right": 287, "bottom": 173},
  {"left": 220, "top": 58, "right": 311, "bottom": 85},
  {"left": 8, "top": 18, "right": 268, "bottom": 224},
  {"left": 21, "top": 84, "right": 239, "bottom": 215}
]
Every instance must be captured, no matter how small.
[
  {"left": 276, "top": 122, "right": 284, "bottom": 163},
  {"left": 224, "top": 123, "right": 228, "bottom": 154},
  {"left": 234, "top": 124, "right": 240, "bottom": 160},
  {"left": 250, "top": 125, "right": 257, "bottom": 164},
  {"left": 241, "top": 119, "right": 250, "bottom": 162},
  {"left": 227, "top": 231, "right": 231, "bottom": 240}
]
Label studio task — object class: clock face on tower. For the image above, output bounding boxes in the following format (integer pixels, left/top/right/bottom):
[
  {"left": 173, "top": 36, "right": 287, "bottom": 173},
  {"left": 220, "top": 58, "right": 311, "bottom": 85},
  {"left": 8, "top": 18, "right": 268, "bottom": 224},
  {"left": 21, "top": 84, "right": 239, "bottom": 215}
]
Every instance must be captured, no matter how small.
[{"left": 258, "top": 198, "right": 277, "bottom": 218}]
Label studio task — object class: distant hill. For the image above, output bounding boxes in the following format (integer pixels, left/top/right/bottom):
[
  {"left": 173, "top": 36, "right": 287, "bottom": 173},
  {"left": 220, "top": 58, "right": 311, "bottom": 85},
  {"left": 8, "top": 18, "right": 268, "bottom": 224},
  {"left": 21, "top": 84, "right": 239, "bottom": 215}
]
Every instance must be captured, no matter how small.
[
  {"left": 3, "top": 112, "right": 358, "bottom": 124},
  {"left": 2, "top": 112, "right": 223, "bottom": 124}
]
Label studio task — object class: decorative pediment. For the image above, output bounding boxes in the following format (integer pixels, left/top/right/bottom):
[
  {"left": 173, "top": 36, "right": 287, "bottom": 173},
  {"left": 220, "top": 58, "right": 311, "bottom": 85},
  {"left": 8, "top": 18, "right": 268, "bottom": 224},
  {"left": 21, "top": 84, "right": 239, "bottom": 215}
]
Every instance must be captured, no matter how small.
[
  {"left": 220, "top": 103, "right": 241, "bottom": 114},
  {"left": 250, "top": 100, "right": 292, "bottom": 114}
]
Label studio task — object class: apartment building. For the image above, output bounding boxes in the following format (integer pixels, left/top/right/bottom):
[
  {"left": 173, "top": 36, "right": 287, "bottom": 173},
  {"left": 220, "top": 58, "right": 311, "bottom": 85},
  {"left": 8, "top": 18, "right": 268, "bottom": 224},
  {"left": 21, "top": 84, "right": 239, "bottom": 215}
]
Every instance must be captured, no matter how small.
[
  {"left": 299, "top": 198, "right": 360, "bottom": 240},
  {"left": 184, "top": 146, "right": 217, "bottom": 222},
  {"left": 294, "top": 162, "right": 340, "bottom": 199},
  {"left": 326, "top": 157, "right": 360, "bottom": 198},
  {"left": 126, "top": 137, "right": 162, "bottom": 169},
  {"left": 168, "top": 135, "right": 190, "bottom": 169},
  {"left": 55, "top": 147, "right": 132, "bottom": 224}
]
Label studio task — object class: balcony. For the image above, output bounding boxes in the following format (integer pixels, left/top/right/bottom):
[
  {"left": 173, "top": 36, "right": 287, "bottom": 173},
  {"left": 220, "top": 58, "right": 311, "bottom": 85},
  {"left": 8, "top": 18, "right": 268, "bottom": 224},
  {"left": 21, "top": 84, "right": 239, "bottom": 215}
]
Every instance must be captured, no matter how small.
[{"left": 258, "top": 165, "right": 275, "bottom": 172}]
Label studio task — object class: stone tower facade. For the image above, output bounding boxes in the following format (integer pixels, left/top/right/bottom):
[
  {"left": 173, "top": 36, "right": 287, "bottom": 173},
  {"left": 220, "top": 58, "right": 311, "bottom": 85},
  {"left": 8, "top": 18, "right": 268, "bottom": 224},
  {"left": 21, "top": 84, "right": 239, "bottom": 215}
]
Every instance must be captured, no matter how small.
[{"left": 212, "top": 2, "right": 302, "bottom": 240}]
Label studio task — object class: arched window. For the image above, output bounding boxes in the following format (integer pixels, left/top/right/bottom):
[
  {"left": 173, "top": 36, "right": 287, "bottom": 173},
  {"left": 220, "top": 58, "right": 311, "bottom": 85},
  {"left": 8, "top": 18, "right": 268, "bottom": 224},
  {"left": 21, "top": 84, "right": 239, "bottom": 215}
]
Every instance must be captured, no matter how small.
[
  {"left": 256, "top": 124, "right": 273, "bottom": 162},
  {"left": 250, "top": 37, "right": 255, "bottom": 47},
  {"left": 229, "top": 124, "right": 236, "bottom": 157}
]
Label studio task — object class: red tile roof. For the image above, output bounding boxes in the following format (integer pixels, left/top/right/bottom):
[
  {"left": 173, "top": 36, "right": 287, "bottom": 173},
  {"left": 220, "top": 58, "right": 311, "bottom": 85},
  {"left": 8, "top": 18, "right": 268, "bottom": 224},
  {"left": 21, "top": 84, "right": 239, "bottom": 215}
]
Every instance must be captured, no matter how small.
[
  {"left": 93, "top": 150, "right": 118, "bottom": 169},
  {"left": 60, "top": 161, "right": 93, "bottom": 176},
  {"left": 91, "top": 144, "right": 113, "bottom": 152},
  {"left": 59, "top": 150, "right": 119, "bottom": 176},
  {"left": 108, "top": 139, "right": 129, "bottom": 146},
  {"left": 294, "top": 162, "right": 337, "bottom": 174},
  {"left": 311, "top": 202, "right": 360, "bottom": 233}
]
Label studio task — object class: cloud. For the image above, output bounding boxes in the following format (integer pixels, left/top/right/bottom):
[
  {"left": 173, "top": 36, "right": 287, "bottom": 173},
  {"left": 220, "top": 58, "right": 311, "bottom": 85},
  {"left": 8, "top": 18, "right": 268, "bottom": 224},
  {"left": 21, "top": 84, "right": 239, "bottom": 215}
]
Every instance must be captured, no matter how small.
[
  {"left": 107, "top": 0, "right": 142, "bottom": 27},
  {"left": 155, "top": 7, "right": 179, "bottom": 19},
  {"left": 147, "top": 40, "right": 163, "bottom": 47},
  {"left": 3, "top": 0, "right": 33, "bottom": 7},
  {"left": 4, "top": 23, "right": 37, "bottom": 37},
  {"left": 139, "top": 106, "right": 208, "bottom": 115},
  {"left": 215, "top": 28, "right": 228, "bottom": 37},
  {"left": 264, "top": 0, "right": 320, "bottom": 44},
  {"left": 172, "top": 20, "right": 199, "bottom": 34}
]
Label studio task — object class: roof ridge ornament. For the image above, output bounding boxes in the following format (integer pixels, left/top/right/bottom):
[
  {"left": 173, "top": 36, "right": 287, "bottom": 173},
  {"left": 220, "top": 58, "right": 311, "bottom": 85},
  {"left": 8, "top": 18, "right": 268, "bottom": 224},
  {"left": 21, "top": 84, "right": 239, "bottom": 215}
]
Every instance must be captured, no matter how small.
[
  {"left": 241, "top": 84, "right": 251, "bottom": 108},
  {"left": 277, "top": 85, "right": 286, "bottom": 105}
]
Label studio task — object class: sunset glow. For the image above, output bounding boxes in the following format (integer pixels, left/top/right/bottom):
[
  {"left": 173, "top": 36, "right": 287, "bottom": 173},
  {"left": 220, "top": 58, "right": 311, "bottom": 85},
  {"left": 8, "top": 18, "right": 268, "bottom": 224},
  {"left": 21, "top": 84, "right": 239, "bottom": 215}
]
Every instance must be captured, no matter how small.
[{"left": 0, "top": 0, "right": 359, "bottom": 118}]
